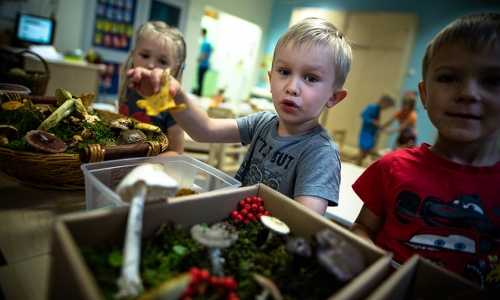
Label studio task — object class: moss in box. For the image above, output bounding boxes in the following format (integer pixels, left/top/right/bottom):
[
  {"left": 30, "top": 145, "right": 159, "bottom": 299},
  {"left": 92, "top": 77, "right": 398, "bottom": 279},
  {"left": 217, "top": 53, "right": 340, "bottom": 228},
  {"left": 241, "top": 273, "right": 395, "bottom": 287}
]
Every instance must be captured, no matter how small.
[{"left": 82, "top": 197, "right": 357, "bottom": 300}]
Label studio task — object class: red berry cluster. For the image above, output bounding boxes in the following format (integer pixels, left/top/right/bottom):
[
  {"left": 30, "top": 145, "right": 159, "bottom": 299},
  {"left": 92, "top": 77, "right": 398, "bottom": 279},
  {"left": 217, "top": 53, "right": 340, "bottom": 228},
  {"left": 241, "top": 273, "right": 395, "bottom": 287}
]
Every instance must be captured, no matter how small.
[
  {"left": 181, "top": 267, "right": 239, "bottom": 300},
  {"left": 230, "top": 196, "right": 271, "bottom": 224}
]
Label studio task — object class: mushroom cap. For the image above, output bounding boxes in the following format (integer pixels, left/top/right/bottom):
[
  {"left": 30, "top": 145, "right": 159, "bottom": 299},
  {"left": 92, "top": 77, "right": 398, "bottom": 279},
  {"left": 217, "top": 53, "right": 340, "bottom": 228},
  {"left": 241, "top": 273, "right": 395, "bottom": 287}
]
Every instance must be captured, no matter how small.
[
  {"left": 25, "top": 130, "right": 67, "bottom": 153},
  {"left": 110, "top": 118, "right": 134, "bottom": 130},
  {"left": 0, "top": 125, "right": 19, "bottom": 140},
  {"left": 260, "top": 216, "right": 290, "bottom": 235},
  {"left": 191, "top": 222, "right": 238, "bottom": 248},
  {"left": 1, "top": 101, "right": 24, "bottom": 111},
  {"left": 117, "top": 129, "right": 147, "bottom": 145}
]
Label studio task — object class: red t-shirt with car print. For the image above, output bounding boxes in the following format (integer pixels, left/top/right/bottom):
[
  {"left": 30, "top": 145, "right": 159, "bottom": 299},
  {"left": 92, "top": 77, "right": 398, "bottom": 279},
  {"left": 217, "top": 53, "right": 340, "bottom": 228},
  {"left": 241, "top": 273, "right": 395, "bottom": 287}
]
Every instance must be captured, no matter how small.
[{"left": 353, "top": 144, "right": 500, "bottom": 289}]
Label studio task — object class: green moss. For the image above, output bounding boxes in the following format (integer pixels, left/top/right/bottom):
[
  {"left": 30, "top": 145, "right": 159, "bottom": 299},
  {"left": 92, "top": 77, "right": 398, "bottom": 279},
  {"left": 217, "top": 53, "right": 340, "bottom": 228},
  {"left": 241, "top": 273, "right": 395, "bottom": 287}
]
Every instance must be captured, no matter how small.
[
  {"left": 2, "top": 138, "right": 29, "bottom": 151},
  {"left": 82, "top": 220, "right": 345, "bottom": 300},
  {"left": 0, "top": 109, "right": 43, "bottom": 135}
]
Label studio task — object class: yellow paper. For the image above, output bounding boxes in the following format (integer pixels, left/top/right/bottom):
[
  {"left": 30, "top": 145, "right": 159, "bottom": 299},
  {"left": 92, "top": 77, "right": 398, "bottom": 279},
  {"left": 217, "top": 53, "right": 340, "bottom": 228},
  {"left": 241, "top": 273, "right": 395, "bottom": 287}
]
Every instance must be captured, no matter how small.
[{"left": 136, "top": 69, "right": 186, "bottom": 116}]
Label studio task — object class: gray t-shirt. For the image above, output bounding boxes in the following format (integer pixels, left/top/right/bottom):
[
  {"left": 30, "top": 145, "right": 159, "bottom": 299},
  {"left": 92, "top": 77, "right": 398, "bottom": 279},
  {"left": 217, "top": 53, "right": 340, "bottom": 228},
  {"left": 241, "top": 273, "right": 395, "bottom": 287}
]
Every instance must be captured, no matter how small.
[{"left": 235, "top": 111, "right": 340, "bottom": 205}]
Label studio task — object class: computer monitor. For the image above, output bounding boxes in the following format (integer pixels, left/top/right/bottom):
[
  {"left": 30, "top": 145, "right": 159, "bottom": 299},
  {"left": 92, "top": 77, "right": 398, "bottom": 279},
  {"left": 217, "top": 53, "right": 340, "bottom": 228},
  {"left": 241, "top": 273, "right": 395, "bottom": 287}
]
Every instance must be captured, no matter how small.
[{"left": 14, "top": 13, "right": 56, "bottom": 46}]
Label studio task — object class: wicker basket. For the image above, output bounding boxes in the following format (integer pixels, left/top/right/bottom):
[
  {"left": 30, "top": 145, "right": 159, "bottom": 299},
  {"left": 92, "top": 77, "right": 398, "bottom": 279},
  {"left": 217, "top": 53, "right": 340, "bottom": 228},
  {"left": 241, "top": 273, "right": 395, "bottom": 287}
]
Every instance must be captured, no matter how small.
[
  {"left": 0, "top": 134, "right": 169, "bottom": 190},
  {"left": 0, "top": 147, "right": 82, "bottom": 189},
  {"left": 1, "top": 49, "right": 50, "bottom": 96},
  {"left": 0, "top": 110, "right": 169, "bottom": 190}
]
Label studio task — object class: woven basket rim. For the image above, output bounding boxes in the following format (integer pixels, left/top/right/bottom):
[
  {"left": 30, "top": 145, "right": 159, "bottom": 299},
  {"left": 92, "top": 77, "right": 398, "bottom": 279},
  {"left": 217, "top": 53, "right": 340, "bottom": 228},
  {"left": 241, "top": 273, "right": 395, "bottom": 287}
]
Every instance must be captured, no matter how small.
[{"left": 0, "top": 146, "right": 79, "bottom": 157}]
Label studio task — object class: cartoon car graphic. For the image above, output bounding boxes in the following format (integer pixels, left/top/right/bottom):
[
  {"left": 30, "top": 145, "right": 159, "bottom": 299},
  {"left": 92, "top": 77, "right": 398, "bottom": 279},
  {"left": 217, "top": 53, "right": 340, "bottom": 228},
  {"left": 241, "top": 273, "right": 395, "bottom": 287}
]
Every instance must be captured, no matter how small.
[
  {"left": 406, "top": 233, "right": 475, "bottom": 253},
  {"left": 396, "top": 192, "right": 495, "bottom": 234},
  {"left": 395, "top": 191, "right": 499, "bottom": 254}
]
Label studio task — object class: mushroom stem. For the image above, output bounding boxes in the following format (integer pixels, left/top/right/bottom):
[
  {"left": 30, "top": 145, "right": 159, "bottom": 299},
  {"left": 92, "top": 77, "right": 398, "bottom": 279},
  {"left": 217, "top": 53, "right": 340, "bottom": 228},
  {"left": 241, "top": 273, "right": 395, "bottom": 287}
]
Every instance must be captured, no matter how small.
[
  {"left": 256, "top": 290, "right": 270, "bottom": 300},
  {"left": 37, "top": 98, "right": 75, "bottom": 131},
  {"left": 261, "top": 231, "right": 275, "bottom": 249},
  {"left": 116, "top": 182, "right": 147, "bottom": 298},
  {"left": 209, "top": 247, "right": 224, "bottom": 276}
]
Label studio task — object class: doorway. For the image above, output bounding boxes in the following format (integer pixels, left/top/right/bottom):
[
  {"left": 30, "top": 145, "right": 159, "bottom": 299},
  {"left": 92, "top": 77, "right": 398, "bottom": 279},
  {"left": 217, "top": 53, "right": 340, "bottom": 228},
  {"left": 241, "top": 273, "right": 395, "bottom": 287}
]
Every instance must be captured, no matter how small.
[{"left": 198, "top": 7, "right": 262, "bottom": 102}]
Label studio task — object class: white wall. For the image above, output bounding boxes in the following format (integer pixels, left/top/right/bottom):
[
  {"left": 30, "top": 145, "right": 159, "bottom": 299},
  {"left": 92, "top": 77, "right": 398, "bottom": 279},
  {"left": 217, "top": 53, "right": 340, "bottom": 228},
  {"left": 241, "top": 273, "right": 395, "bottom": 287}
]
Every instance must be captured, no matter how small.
[
  {"left": 0, "top": 0, "right": 58, "bottom": 31},
  {"left": 54, "top": 0, "right": 86, "bottom": 52},
  {"left": 182, "top": 0, "right": 273, "bottom": 94},
  {"left": 2, "top": 0, "right": 273, "bottom": 99},
  {"left": 0, "top": 0, "right": 85, "bottom": 52}
]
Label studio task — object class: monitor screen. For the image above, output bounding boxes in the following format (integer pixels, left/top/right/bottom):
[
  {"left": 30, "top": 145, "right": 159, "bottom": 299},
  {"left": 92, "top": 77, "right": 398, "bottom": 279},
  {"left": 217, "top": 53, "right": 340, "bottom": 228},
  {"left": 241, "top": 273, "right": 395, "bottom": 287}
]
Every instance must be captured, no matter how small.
[{"left": 15, "top": 13, "right": 56, "bottom": 45}]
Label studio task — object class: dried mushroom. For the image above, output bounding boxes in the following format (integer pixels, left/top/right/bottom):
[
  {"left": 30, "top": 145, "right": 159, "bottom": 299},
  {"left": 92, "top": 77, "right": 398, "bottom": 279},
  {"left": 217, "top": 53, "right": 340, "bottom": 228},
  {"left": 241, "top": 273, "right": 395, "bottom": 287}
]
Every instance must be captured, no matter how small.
[
  {"left": 54, "top": 88, "right": 73, "bottom": 105},
  {"left": 25, "top": 130, "right": 67, "bottom": 153},
  {"left": 1, "top": 101, "right": 24, "bottom": 111},
  {"left": 74, "top": 98, "right": 100, "bottom": 124},
  {"left": 37, "top": 99, "right": 75, "bottom": 131},
  {"left": 134, "top": 122, "right": 161, "bottom": 133},
  {"left": 117, "top": 129, "right": 147, "bottom": 145},
  {"left": 0, "top": 125, "right": 19, "bottom": 145},
  {"left": 110, "top": 118, "right": 135, "bottom": 130}
]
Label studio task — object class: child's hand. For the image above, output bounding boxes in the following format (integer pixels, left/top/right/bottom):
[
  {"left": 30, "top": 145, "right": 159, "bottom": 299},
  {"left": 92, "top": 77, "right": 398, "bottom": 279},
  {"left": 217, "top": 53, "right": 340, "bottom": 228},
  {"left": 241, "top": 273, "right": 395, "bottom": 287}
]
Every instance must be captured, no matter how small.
[
  {"left": 127, "top": 67, "right": 183, "bottom": 100},
  {"left": 127, "top": 67, "right": 162, "bottom": 96}
]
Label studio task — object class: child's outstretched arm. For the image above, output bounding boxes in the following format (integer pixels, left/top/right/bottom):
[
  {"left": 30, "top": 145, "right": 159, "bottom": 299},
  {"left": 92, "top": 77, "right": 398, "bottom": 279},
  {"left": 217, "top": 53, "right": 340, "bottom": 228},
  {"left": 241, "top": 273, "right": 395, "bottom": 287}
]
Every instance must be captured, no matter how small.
[
  {"left": 160, "top": 124, "right": 184, "bottom": 156},
  {"left": 351, "top": 204, "right": 382, "bottom": 242},
  {"left": 295, "top": 196, "right": 328, "bottom": 215},
  {"left": 127, "top": 67, "right": 241, "bottom": 143}
]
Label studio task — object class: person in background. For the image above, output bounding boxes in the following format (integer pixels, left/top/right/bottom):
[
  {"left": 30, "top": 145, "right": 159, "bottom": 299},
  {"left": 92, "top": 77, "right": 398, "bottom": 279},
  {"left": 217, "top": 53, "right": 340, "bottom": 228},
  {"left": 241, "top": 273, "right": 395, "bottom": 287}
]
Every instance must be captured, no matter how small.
[
  {"left": 351, "top": 13, "right": 500, "bottom": 291},
  {"left": 356, "top": 94, "right": 395, "bottom": 166},
  {"left": 126, "top": 18, "right": 352, "bottom": 215},
  {"left": 194, "top": 28, "right": 213, "bottom": 96},
  {"left": 382, "top": 91, "right": 418, "bottom": 148},
  {"left": 210, "top": 88, "right": 226, "bottom": 108},
  {"left": 118, "top": 21, "right": 186, "bottom": 155}
]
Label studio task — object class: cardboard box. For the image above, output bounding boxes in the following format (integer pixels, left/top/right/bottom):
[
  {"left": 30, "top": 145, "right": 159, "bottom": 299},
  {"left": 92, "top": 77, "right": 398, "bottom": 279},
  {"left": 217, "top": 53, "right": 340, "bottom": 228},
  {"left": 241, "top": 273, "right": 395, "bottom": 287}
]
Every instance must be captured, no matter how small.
[
  {"left": 49, "top": 184, "right": 392, "bottom": 300},
  {"left": 367, "top": 255, "right": 481, "bottom": 300}
]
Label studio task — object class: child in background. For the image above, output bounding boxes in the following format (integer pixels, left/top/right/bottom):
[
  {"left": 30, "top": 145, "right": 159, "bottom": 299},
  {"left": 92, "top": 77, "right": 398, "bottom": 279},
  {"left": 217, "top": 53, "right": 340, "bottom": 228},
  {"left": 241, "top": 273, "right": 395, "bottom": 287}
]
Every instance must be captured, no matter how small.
[
  {"left": 381, "top": 91, "right": 418, "bottom": 148},
  {"left": 118, "top": 21, "right": 186, "bottom": 155},
  {"left": 127, "top": 18, "right": 352, "bottom": 215},
  {"left": 352, "top": 13, "right": 500, "bottom": 289},
  {"left": 356, "top": 94, "right": 395, "bottom": 166}
]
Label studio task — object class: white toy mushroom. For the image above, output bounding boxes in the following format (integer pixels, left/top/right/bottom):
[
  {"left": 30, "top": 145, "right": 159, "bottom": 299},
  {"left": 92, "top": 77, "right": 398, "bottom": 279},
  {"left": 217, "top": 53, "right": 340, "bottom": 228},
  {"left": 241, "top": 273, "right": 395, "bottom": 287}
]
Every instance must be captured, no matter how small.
[
  {"left": 115, "top": 163, "right": 179, "bottom": 298},
  {"left": 190, "top": 222, "right": 238, "bottom": 276},
  {"left": 259, "top": 215, "right": 290, "bottom": 246}
]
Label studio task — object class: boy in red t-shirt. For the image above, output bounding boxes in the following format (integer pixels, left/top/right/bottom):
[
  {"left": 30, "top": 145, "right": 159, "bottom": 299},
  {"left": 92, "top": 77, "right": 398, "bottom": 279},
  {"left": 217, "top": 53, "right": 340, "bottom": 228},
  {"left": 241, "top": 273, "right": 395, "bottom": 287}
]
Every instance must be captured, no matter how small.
[{"left": 352, "top": 13, "right": 500, "bottom": 290}]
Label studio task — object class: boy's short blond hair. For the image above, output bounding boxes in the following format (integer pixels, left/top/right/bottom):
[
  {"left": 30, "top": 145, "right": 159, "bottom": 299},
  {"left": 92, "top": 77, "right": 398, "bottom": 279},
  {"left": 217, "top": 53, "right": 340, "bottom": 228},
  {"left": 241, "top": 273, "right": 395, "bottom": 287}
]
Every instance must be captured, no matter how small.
[
  {"left": 422, "top": 13, "right": 500, "bottom": 80},
  {"left": 273, "top": 17, "right": 352, "bottom": 89}
]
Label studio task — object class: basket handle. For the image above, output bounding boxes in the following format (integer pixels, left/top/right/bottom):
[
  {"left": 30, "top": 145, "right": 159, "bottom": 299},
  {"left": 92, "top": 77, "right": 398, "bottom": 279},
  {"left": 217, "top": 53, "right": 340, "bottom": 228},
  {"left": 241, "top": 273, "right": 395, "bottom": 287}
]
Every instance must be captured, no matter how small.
[{"left": 18, "top": 49, "right": 50, "bottom": 76}]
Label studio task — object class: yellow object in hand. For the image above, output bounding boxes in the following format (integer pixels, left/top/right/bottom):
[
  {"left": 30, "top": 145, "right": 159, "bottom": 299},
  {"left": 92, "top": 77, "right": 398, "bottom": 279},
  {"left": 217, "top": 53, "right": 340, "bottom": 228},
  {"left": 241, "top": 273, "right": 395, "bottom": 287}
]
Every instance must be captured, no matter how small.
[{"left": 136, "top": 69, "right": 186, "bottom": 116}]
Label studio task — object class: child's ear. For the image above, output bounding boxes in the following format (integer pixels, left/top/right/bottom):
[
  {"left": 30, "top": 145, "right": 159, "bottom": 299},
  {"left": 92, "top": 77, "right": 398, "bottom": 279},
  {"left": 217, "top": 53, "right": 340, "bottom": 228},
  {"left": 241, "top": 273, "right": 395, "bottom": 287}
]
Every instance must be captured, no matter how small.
[
  {"left": 267, "top": 71, "right": 272, "bottom": 90},
  {"left": 326, "top": 89, "right": 347, "bottom": 108},
  {"left": 418, "top": 81, "right": 427, "bottom": 109}
]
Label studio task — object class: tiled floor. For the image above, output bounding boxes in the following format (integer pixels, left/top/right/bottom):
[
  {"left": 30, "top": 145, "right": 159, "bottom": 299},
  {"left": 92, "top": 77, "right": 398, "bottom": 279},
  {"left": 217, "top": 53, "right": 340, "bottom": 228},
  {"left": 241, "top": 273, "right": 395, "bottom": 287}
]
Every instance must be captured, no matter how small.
[{"left": 0, "top": 173, "right": 85, "bottom": 300}]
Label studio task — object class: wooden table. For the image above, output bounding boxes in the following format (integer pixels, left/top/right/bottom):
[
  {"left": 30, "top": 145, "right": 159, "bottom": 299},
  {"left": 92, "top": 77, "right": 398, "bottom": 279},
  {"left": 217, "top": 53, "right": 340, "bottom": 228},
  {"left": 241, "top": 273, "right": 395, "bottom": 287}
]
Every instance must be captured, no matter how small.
[{"left": 0, "top": 172, "right": 85, "bottom": 300}]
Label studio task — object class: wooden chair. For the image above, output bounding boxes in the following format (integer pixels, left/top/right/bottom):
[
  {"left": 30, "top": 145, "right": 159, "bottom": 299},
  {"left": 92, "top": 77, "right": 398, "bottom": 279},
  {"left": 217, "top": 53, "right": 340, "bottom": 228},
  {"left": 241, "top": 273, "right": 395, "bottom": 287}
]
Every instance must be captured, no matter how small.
[{"left": 206, "top": 107, "right": 248, "bottom": 174}]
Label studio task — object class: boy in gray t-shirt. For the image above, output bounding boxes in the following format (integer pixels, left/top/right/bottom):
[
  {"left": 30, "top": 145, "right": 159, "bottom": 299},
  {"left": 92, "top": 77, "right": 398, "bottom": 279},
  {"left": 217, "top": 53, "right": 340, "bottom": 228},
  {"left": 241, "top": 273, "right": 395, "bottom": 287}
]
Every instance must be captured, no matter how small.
[
  {"left": 236, "top": 111, "right": 341, "bottom": 206},
  {"left": 127, "top": 18, "right": 352, "bottom": 215}
]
